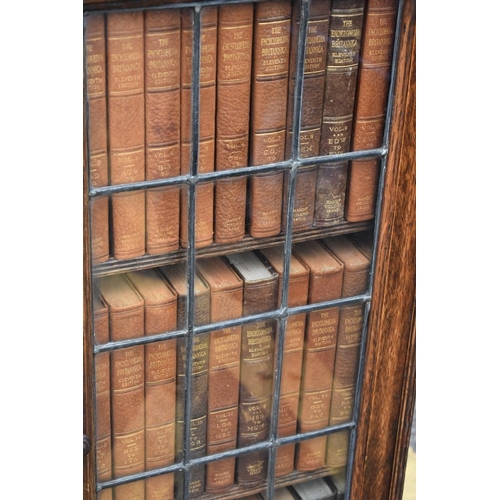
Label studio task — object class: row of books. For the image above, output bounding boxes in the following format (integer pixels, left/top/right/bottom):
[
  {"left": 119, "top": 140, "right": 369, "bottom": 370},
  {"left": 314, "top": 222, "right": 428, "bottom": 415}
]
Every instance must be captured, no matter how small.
[
  {"left": 93, "top": 234, "right": 372, "bottom": 500},
  {"left": 85, "top": 0, "right": 398, "bottom": 264}
]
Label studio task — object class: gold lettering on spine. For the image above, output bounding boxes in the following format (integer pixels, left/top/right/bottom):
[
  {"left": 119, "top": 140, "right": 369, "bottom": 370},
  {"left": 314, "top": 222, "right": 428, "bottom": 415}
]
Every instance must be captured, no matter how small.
[
  {"left": 328, "top": 11, "right": 364, "bottom": 68},
  {"left": 256, "top": 20, "right": 290, "bottom": 77}
]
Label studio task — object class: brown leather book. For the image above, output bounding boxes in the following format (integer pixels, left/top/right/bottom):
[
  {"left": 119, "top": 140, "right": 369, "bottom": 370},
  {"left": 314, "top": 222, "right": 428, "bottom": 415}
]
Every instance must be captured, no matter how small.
[
  {"left": 145, "top": 9, "right": 181, "bottom": 255},
  {"left": 93, "top": 290, "right": 112, "bottom": 500},
  {"left": 97, "top": 274, "right": 145, "bottom": 500},
  {"left": 126, "top": 269, "right": 178, "bottom": 500},
  {"left": 106, "top": 12, "right": 146, "bottom": 260},
  {"left": 259, "top": 246, "right": 309, "bottom": 477},
  {"left": 180, "top": 7, "right": 218, "bottom": 249},
  {"left": 321, "top": 236, "right": 370, "bottom": 471},
  {"left": 346, "top": 0, "right": 398, "bottom": 221},
  {"left": 214, "top": 3, "right": 254, "bottom": 244},
  {"left": 292, "top": 240, "right": 344, "bottom": 472},
  {"left": 283, "top": 0, "right": 330, "bottom": 232},
  {"left": 159, "top": 263, "right": 210, "bottom": 498},
  {"left": 226, "top": 251, "right": 279, "bottom": 486},
  {"left": 86, "top": 14, "right": 109, "bottom": 264},
  {"left": 248, "top": 0, "right": 292, "bottom": 238},
  {"left": 314, "top": 0, "right": 366, "bottom": 227},
  {"left": 196, "top": 257, "right": 244, "bottom": 492}
]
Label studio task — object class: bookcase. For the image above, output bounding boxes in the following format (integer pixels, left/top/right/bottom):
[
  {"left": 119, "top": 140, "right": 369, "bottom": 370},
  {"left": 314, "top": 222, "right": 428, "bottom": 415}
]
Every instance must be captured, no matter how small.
[{"left": 83, "top": 0, "right": 415, "bottom": 499}]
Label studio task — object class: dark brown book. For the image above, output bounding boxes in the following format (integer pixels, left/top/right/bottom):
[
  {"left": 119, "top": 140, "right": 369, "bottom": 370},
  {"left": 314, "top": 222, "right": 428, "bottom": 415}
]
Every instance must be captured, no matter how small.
[
  {"left": 93, "top": 290, "right": 112, "bottom": 500},
  {"left": 283, "top": 0, "right": 330, "bottom": 232},
  {"left": 259, "top": 246, "right": 309, "bottom": 477},
  {"left": 226, "top": 251, "right": 279, "bottom": 486},
  {"left": 292, "top": 240, "right": 344, "bottom": 472},
  {"left": 214, "top": 3, "right": 254, "bottom": 244},
  {"left": 321, "top": 236, "right": 370, "bottom": 471},
  {"left": 180, "top": 7, "right": 218, "bottom": 249},
  {"left": 106, "top": 12, "right": 146, "bottom": 260},
  {"left": 346, "top": 0, "right": 398, "bottom": 221},
  {"left": 196, "top": 257, "right": 244, "bottom": 493},
  {"left": 97, "top": 274, "right": 145, "bottom": 500},
  {"left": 314, "top": 0, "right": 366, "bottom": 226},
  {"left": 159, "top": 263, "right": 210, "bottom": 498},
  {"left": 126, "top": 269, "right": 178, "bottom": 500},
  {"left": 248, "top": 0, "right": 292, "bottom": 238},
  {"left": 85, "top": 14, "right": 109, "bottom": 264},
  {"left": 346, "top": 230, "right": 374, "bottom": 260},
  {"left": 145, "top": 9, "right": 181, "bottom": 255}
]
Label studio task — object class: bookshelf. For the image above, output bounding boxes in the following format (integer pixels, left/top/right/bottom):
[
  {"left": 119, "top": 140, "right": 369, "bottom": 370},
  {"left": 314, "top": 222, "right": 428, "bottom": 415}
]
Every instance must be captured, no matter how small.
[{"left": 83, "top": 0, "right": 416, "bottom": 499}]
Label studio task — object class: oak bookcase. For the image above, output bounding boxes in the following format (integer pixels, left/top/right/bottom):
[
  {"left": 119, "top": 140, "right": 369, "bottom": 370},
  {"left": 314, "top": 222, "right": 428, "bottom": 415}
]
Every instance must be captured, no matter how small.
[{"left": 82, "top": 0, "right": 416, "bottom": 499}]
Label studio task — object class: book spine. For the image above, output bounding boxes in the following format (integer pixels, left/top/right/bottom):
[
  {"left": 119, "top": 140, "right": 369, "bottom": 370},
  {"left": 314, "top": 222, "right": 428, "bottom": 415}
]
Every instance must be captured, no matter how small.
[
  {"left": 283, "top": 0, "right": 329, "bottom": 232},
  {"left": 248, "top": 0, "right": 292, "bottom": 238},
  {"left": 238, "top": 279, "right": 278, "bottom": 485},
  {"left": 145, "top": 10, "right": 181, "bottom": 256},
  {"left": 214, "top": 3, "right": 254, "bottom": 244},
  {"left": 180, "top": 7, "right": 218, "bottom": 249},
  {"left": 110, "top": 305, "right": 145, "bottom": 500},
  {"left": 144, "top": 306, "right": 178, "bottom": 500},
  {"left": 86, "top": 14, "right": 110, "bottom": 264},
  {"left": 94, "top": 302, "right": 112, "bottom": 500},
  {"left": 175, "top": 294, "right": 210, "bottom": 498},
  {"left": 346, "top": 0, "right": 398, "bottom": 221},
  {"left": 296, "top": 307, "right": 339, "bottom": 472},
  {"left": 314, "top": 0, "right": 365, "bottom": 226},
  {"left": 106, "top": 12, "right": 146, "bottom": 260}
]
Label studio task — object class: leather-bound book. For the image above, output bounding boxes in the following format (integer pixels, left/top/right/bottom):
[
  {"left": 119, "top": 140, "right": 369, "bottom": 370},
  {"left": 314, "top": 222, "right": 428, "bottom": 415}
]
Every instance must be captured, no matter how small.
[
  {"left": 97, "top": 274, "right": 145, "bottom": 500},
  {"left": 127, "top": 269, "right": 178, "bottom": 500},
  {"left": 93, "top": 290, "right": 112, "bottom": 500},
  {"left": 159, "top": 263, "right": 210, "bottom": 498},
  {"left": 346, "top": 0, "right": 398, "bottom": 221},
  {"left": 145, "top": 9, "right": 181, "bottom": 255},
  {"left": 196, "top": 257, "right": 244, "bottom": 492},
  {"left": 314, "top": 0, "right": 366, "bottom": 226},
  {"left": 226, "top": 251, "right": 279, "bottom": 486},
  {"left": 85, "top": 14, "right": 109, "bottom": 264},
  {"left": 106, "top": 12, "right": 146, "bottom": 260},
  {"left": 248, "top": 0, "right": 292, "bottom": 238},
  {"left": 259, "top": 246, "right": 309, "bottom": 477},
  {"left": 321, "top": 236, "right": 370, "bottom": 471},
  {"left": 283, "top": 0, "right": 329, "bottom": 232},
  {"left": 180, "top": 7, "right": 218, "bottom": 249},
  {"left": 346, "top": 230, "right": 374, "bottom": 260},
  {"left": 214, "top": 3, "right": 254, "bottom": 244},
  {"left": 292, "top": 240, "right": 344, "bottom": 472}
]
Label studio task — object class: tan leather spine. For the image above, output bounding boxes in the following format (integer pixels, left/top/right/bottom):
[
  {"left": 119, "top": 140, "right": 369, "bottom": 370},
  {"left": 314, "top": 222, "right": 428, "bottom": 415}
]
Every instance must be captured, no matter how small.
[
  {"left": 346, "top": 0, "right": 398, "bottom": 221},
  {"left": 214, "top": 4, "right": 253, "bottom": 244},
  {"left": 259, "top": 247, "right": 309, "bottom": 477},
  {"left": 86, "top": 14, "right": 110, "bottom": 264},
  {"left": 180, "top": 7, "right": 218, "bottom": 249},
  {"left": 145, "top": 10, "right": 181, "bottom": 255},
  {"left": 196, "top": 257, "right": 244, "bottom": 493},
  {"left": 159, "top": 264, "right": 210, "bottom": 498},
  {"left": 314, "top": 0, "right": 366, "bottom": 227},
  {"left": 292, "top": 241, "right": 344, "bottom": 472},
  {"left": 97, "top": 275, "right": 146, "bottom": 500},
  {"left": 283, "top": 0, "right": 329, "bottom": 232},
  {"left": 126, "top": 270, "right": 178, "bottom": 500},
  {"left": 93, "top": 292, "right": 112, "bottom": 500},
  {"left": 248, "top": 0, "right": 292, "bottom": 238},
  {"left": 107, "top": 12, "right": 145, "bottom": 261}
]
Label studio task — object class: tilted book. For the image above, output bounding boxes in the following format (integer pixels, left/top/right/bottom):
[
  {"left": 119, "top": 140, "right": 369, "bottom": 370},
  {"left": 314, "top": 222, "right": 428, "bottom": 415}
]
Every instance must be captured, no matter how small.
[
  {"left": 127, "top": 269, "right": 178, "bottom": 500},
  {"left": 292, "top": 240, "right": 344, "bottom": 472},
  {"left": 97, "top": 274, "right": 145, "bottom": 500},
  {"left": 106, "top": 12, "right": 146, "bottom": 260},
  {"left": 226, "top": 251, "right": 279, "bottom": 486},
  {"left": 314, "top": 0, "right": 366, "bottom": 226},
  {"left": 159, "top": 263, "right": 210, "bottom": 498},
  {"left": 197, "top": 257, "right": 244, "bottom": 492},
  {"left": 145, "top": 9, "right": 181, "bottom": 255},
  {"left": 259, "top": 246, "right": 309, "bottom": 477}
]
